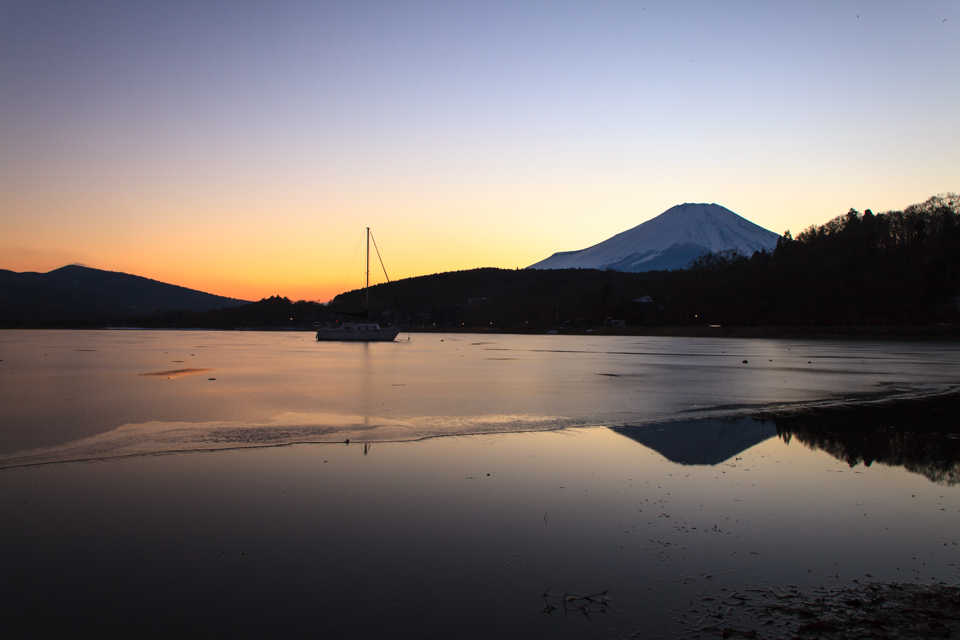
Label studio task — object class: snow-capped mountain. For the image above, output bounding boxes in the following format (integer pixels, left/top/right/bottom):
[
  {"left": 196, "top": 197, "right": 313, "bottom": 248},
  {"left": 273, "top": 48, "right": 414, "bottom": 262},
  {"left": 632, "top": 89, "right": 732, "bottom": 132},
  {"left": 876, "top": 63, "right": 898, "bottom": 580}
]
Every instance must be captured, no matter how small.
[{"left": 528, "top": 203, "right": 780, "bottom": 272}]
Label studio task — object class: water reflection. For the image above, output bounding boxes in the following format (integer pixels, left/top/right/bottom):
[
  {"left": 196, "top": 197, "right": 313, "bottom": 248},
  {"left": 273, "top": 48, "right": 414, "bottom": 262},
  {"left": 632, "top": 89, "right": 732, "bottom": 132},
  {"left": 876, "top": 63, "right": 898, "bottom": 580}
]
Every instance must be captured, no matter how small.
[
  {"left": 772, "top": 393, "right": 960, "bottom": 485},
  {"left": 2, "top": 403, "right": 958, "bottom": 638},
  {"left": 611, "top": 417, "right": 776, "bottom": 465},
  {"left": 613, "top": 394, "right": 960, "bottom": 485}
]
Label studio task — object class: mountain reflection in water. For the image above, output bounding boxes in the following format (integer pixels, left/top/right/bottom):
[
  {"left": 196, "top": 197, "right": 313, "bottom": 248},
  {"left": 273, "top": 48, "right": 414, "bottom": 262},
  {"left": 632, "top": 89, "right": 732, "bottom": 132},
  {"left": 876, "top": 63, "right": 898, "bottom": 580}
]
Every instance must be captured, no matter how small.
[{"left": 614, "top": 393, "right": 960, "bottom": 485}]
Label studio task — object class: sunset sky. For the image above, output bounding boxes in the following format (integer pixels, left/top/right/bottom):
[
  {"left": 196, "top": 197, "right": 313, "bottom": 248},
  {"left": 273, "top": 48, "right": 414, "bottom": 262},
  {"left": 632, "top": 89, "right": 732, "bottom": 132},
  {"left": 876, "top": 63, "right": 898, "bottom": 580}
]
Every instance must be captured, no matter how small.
[{"left": 2, "top": 1, "right": 957, "bottom": 302}]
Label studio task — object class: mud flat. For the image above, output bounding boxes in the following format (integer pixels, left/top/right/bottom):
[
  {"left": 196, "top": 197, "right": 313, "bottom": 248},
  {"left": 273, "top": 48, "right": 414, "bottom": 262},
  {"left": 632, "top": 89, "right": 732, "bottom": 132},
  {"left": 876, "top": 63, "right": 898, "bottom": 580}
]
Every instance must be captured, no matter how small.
[{"left": 685, "top": 581, "right": 960, "bottom": 640}]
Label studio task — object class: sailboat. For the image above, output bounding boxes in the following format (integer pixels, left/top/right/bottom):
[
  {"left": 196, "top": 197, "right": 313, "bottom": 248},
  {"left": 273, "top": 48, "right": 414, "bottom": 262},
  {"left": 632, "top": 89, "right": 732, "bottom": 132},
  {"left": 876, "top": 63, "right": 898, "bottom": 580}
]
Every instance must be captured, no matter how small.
[{"left": 315, "top": 228, "right": 403, "bottom": 342}]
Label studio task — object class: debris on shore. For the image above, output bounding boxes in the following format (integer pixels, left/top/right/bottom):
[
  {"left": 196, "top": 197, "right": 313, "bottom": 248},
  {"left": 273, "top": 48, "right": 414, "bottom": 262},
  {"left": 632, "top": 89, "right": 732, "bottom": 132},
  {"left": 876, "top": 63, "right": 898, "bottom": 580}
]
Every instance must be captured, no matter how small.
[{"left": 687, "top": 581, "right": 960, "bottom": 639}]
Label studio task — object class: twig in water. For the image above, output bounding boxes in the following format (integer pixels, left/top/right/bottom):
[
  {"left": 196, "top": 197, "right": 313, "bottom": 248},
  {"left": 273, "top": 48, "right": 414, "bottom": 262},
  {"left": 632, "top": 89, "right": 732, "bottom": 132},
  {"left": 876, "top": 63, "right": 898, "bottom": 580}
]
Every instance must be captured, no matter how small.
[{"left": 540, "top": 587, "right": 612, "bottom": 617}]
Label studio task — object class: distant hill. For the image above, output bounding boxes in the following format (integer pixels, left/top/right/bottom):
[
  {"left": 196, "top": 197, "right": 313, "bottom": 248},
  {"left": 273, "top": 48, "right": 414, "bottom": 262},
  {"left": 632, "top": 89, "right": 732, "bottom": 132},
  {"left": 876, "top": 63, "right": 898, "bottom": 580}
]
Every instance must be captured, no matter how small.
[
  {"left": 22, "top": 193, "right": 953, "bottom": 330},
  {"left": 529, "top": 203, "right": 780, "bottom": 272},
  {"left": 0, "top": 265, "right": 249, "bottom": 326}
]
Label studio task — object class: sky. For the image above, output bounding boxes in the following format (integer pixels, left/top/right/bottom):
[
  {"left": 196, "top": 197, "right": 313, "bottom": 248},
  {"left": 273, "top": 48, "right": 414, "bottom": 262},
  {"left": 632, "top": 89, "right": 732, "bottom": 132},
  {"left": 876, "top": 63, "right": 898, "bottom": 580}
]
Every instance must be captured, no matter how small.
[{"left": 1, "top": 1, "right": 957, "bottom": 302}]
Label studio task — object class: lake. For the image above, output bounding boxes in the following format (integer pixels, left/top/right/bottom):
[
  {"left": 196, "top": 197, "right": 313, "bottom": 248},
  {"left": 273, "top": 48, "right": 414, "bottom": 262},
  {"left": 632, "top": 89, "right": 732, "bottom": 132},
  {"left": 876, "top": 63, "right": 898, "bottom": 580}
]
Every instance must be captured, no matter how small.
[{"left": 1, "top": 330, "right": 959, "bottom": 638}]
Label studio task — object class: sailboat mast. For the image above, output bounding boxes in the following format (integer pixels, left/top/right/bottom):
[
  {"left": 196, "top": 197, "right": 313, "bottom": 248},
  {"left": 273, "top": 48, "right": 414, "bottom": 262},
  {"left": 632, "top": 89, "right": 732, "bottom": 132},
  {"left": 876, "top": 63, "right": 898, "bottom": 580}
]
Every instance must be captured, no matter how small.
[{"left": 365, "top": 227, "right": 370, "bottom": 313}]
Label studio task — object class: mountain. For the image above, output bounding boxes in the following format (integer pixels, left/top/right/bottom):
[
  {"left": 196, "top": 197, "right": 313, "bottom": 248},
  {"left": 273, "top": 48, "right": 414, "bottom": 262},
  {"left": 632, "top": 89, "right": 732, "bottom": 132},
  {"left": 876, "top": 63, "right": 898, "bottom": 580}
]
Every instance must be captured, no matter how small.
[
  {"left": 529, "top": 203, "right": 780, "bottom": 272},
  {"left": 0, "top": 265, "right": 249, "bottom": 326}
]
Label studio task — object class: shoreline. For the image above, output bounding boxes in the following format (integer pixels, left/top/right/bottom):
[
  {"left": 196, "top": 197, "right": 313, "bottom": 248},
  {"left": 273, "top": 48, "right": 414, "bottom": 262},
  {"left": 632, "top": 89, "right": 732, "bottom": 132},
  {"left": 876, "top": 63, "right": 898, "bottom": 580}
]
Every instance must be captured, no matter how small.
[
  {"left": 405, "top": 324, "right": 960, "bottom": 340},
  {"left": 5, "top": 324, "right": 960, "bottom": 340},
  {"left": 4, "top": 384, "right": 957, "bottom": 472}
]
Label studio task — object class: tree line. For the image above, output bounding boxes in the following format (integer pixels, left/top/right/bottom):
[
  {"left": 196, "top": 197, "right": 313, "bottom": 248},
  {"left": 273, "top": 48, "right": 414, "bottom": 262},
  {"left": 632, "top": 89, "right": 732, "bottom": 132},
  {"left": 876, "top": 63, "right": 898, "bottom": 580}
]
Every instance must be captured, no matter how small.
[
  {"left": 128, "top": 193, "right": 959, "bottom": 330},
  {"left": 679, "top": 192, "right": 960, "bottom": 326}
]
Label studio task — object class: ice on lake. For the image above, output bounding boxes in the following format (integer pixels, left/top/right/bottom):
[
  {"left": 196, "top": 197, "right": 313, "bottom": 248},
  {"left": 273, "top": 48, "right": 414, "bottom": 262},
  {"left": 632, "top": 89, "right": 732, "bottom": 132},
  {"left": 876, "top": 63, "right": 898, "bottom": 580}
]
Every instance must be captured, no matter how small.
[{"left": 2, "top": 330, "right": 958, "bottom": 465}]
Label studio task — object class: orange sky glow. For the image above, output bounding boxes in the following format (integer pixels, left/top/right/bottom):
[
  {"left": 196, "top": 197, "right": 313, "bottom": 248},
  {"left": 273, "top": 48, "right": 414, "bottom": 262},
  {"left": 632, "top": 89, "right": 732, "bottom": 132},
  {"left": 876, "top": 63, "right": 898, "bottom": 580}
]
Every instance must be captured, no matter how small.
[{"left": 2, "top": 3, "right": 957, "bottom": 302}]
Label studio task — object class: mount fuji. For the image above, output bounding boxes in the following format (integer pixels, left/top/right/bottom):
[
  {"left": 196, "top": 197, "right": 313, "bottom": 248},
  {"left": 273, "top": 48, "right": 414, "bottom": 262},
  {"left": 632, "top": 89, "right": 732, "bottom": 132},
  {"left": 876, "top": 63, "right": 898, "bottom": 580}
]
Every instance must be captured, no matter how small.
[{"left": 529, "top": 203, "right": 780, "bottom": 272}]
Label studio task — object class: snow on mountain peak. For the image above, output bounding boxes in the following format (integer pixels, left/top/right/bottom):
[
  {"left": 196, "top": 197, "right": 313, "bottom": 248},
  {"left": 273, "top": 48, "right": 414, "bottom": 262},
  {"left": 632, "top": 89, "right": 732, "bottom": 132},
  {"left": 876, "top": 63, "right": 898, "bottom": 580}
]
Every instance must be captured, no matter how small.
[{"left": 528, "top": 203, "right": 779, "bottom": 272}]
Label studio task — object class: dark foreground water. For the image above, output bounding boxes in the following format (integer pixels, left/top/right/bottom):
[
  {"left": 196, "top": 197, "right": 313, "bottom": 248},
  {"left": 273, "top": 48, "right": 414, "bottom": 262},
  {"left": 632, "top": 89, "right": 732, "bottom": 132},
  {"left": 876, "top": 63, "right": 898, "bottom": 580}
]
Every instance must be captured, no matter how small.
[{"left": 1, "top": 331, "right": 959, "bottom": 638}]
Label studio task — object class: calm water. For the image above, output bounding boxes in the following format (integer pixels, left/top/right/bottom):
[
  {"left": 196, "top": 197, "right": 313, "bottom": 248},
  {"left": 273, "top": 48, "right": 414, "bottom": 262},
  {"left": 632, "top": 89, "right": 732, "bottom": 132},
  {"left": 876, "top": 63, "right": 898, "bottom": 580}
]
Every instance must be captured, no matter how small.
[{"left": 1, "top": 330, "right": 959, "bottom": 637}]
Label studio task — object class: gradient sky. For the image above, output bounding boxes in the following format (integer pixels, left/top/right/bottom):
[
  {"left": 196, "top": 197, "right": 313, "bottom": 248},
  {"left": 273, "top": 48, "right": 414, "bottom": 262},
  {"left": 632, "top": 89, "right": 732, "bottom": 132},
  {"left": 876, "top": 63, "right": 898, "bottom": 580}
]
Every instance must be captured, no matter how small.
[{"left": 2, "top": 1, "right": 957, "bottom": 302}]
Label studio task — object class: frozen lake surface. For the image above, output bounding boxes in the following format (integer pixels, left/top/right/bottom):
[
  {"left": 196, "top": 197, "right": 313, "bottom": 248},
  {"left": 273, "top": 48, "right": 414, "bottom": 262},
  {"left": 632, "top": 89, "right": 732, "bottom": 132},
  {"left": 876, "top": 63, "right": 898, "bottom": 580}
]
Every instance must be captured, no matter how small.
[
  {"left": 2, "top": 330, "right": 959, "bottom": 465},
  {"left": 1, "top": 330, "right": 959, "bottom": 637}
]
